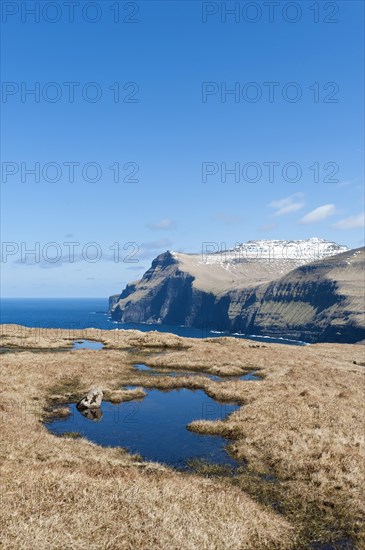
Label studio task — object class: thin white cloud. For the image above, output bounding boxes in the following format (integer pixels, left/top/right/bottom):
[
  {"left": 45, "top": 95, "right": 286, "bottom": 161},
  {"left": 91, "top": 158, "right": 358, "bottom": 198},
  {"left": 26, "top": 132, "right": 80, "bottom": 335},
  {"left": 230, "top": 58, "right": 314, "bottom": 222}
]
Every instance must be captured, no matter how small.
[
  {"left": 146, "top": 218, "right": 176, "bottom": 230},
  {"left": 257, "top": 223, "right": 277, "bottom": 233},
  {"left": 269, "top": 193, "right": 305, "bottom": 216},
  {"left": 140, "top": 239, "right": 172, "bottom": 250},
  {"left": 333, "top": 213, "right": 365, "bottom": 230},
  {"left": 214, "top": 212, "right": 243, "bottom": 225},
  {"left": 299, "top": 204, "right": 336, "bottom": 224}
]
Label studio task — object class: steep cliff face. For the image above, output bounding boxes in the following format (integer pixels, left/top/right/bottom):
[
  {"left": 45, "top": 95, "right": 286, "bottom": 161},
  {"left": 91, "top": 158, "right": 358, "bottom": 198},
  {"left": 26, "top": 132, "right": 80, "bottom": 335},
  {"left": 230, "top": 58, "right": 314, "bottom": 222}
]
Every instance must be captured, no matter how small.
[
  {"left": 109, "top": 241, "right": 364, "bottom": 343},
  {"left": 109, "top": 294, "right": 120, "bottom": 311},
  {"left": 111, "top": 251, "right": 224, "bottom": 327},
  {"left": 222, "top": 247, "right": 365, "bottom": 342}
]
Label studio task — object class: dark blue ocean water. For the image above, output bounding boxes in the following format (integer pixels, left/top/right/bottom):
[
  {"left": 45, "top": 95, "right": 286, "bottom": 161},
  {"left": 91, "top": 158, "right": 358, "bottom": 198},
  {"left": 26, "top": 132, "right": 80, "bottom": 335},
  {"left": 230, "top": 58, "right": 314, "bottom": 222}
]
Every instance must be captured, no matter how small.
[{"left": 0, "top": 298, "right": 307, "bottom": 345}]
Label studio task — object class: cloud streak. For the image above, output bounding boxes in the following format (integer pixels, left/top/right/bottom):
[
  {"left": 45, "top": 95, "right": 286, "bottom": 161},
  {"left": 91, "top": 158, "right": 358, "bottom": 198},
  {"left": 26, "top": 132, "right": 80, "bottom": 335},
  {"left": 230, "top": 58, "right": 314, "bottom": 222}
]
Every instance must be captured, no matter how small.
[
  {"left": 333, "top": 213, "right": 365, "bottom": 230},
  {"left": 299, "top": 204, "right": 336, "bottom": 224},
  {"left": 257, "top": 223, "right": 277, "bottom": 233},
  {"left": 146, "top": 218, "right": 176, "bottom": 230},
  {"left": 269, "top": 193, "right": 305, "bottom": 216},
  {"left": 214, "top": 212, "right": 243, "bottom": 226}
]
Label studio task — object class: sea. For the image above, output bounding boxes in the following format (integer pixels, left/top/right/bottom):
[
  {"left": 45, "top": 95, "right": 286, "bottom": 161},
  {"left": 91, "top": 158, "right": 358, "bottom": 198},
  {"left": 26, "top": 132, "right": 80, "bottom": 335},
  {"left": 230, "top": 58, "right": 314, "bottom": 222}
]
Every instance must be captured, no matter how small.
[{"left": 0, "top": 298, "right": 308, "bottom": 346}]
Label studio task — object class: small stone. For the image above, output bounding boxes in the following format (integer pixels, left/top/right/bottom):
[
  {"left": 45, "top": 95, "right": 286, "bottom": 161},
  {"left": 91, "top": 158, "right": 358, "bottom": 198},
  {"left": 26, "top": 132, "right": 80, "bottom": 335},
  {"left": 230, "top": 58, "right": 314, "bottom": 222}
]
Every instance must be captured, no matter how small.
[{"left": 77, "top": 387, "right": 103, "bottom": 410}]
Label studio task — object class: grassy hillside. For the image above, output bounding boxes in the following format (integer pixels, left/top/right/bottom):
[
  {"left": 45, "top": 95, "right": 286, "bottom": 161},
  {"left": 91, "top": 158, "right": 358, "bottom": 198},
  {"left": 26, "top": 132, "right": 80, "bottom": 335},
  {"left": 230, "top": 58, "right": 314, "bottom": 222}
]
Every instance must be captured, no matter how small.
[{"left": 1, "top": 325, "right": 364, "bottom": 548}]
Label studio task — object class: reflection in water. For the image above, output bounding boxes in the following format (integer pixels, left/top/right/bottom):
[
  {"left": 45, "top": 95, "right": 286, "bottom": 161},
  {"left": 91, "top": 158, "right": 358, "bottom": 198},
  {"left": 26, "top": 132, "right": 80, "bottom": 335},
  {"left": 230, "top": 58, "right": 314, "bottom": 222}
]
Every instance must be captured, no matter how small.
[{"left": 76, "top": 407, "right": 103, "bottom": 421}]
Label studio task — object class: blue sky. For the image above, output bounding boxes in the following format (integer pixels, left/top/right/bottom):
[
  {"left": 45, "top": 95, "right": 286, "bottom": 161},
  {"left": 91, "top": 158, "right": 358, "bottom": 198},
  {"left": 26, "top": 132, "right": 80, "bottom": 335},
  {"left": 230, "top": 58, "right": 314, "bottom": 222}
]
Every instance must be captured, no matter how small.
[{"left": 1, "top": 0, "right": 364, "bottom": 297}]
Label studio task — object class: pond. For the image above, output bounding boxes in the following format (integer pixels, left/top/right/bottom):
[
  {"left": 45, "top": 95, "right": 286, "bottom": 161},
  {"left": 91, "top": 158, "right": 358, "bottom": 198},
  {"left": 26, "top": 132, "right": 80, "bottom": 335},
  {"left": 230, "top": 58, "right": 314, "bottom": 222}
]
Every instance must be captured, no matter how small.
[
  {"left": 72, "top": 340, "right": 104, "bottom": 350},
  {"left": 46, "top": 387, "right": 239, "bottom": 470},
  {"left": 133, "top": 363, "right": 260, "bottom": 381}
]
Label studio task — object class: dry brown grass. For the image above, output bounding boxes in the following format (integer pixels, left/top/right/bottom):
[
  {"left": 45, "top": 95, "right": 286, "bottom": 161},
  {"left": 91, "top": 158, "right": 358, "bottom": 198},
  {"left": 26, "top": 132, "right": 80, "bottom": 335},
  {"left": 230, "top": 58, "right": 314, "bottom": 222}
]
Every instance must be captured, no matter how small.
[
  {"left": 187, "top": 344, "right": 365, "bottom": 547},
  {"left": 1, "top": 325, "right": 364, "bottom": 549},
  {"left": 105, "top": 387, "right": 146, "bottom": 404}
]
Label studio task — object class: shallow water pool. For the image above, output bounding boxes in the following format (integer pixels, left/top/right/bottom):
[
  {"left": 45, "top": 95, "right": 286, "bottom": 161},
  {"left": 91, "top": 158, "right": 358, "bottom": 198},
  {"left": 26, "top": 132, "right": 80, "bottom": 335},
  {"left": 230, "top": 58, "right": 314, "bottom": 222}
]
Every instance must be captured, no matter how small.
[
  {"left": 46, "top": 387, "right": 239, "bottom": 469},
  {"left": 133, "top": 363, "right": 260, "bottom": 382},
  {"left": 72, "top": 340, "right": 104, "bottom": 350}
]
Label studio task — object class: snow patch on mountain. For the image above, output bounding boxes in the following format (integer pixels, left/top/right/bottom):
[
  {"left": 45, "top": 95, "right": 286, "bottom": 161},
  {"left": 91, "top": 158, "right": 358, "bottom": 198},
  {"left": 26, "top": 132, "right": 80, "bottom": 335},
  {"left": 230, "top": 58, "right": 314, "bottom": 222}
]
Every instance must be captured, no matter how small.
[{"left": 197, "top": 238, "right": 348, "bottom": 266}]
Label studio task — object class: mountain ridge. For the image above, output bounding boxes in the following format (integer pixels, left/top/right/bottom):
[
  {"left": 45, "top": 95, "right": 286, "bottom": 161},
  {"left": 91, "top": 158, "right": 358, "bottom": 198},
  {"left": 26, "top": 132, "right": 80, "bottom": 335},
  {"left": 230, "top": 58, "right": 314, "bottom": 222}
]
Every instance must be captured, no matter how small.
[{"left": 109, "top": 239, "right": 364, "bottom": 343}]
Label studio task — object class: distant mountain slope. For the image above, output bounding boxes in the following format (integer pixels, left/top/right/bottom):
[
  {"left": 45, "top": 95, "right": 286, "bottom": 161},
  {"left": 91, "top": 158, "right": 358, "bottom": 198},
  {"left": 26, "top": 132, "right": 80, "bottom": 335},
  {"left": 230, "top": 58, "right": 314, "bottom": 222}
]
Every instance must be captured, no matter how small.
[
  {"left": 109, "top": 239, "right": 365, "bottom": 343},
  {"left": 225, "top": 247, "right": 364, "bottom": 343}
]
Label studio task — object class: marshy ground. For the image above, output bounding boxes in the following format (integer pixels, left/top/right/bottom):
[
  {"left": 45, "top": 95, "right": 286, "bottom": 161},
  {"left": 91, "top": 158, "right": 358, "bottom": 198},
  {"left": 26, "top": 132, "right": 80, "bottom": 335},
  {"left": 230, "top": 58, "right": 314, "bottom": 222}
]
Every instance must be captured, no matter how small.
[{"left": 0, "top": 324, "right": 364, "bottom": 549}]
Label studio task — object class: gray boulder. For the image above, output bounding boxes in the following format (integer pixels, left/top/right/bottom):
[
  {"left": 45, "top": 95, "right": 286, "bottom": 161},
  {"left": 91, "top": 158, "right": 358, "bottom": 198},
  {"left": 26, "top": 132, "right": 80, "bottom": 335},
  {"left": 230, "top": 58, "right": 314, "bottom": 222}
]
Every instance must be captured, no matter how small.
[{"left": 77, "top": 387, "right": 103, "bottom": 410}]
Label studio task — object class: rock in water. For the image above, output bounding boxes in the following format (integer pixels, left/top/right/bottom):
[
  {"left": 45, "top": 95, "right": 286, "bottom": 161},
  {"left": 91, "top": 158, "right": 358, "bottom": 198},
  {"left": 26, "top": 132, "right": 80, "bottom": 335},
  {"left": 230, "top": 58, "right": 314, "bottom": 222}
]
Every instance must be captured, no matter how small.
[{"left": 77, "top": 388, "right": 103, "bottom": 410}]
